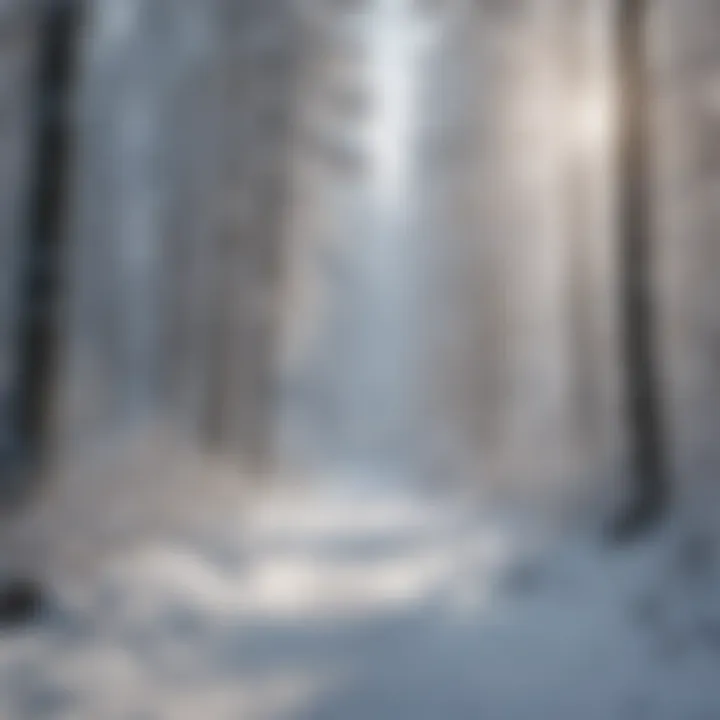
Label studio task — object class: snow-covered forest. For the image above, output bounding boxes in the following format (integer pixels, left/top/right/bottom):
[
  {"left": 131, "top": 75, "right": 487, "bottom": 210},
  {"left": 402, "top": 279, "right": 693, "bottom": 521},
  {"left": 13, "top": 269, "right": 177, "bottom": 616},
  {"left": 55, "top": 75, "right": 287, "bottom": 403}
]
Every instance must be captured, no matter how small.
[{"left": 1, "top": 0, "right": 720, "bottom": 717}]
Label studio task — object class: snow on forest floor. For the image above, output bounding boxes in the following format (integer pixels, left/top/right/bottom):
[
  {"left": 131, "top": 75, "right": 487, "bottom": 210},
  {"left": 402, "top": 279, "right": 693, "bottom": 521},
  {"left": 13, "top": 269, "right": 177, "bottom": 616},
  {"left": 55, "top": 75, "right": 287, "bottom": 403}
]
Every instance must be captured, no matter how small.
[{"left": 2, "top": 471, "right": 720, "bottom": 720}]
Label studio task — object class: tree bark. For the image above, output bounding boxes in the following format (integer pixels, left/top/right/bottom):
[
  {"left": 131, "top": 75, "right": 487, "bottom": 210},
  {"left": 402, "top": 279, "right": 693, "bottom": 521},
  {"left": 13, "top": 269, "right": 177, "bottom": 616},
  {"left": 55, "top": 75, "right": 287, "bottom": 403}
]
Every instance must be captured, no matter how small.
[
  {"left": 612, "top": 0, "right": 669, "bottom": 538},
  {"left": 1, "top": 0, "right": 82, "bottom": 508}
]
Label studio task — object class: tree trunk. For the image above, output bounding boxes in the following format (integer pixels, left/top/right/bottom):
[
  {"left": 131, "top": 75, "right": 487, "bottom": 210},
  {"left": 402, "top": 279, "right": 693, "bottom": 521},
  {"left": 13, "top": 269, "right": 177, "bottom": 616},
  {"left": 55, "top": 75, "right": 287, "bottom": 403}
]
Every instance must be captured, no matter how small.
[
  {"left": 612, "top": 0, "right": 669, "bottom": 538},
  {"left": 1, "top": 0, "right": 82, "bottom": 508}
]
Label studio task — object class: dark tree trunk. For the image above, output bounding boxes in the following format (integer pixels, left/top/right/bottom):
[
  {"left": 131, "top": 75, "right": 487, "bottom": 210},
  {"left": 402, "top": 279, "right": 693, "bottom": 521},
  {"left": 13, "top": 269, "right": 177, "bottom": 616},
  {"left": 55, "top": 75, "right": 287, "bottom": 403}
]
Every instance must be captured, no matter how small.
[
  {"left": 611, "top": 0, "right": 669, "bottom": 539},
  {"left": 1, "top": 0, "right": 82, "bottom": 507}
]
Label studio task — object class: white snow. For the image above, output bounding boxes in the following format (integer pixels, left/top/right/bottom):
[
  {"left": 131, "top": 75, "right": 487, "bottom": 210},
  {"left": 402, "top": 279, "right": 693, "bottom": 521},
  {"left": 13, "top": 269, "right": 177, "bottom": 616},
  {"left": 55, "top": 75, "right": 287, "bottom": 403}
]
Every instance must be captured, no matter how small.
[{"left": 2, "top": 471, "right": 720, "bottom": 720}]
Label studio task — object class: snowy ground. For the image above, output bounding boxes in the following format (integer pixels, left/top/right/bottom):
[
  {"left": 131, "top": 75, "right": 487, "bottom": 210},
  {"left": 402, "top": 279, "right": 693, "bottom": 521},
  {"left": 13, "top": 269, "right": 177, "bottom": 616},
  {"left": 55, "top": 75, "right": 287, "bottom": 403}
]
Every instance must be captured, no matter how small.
[{"left": 2, "top": 469, "right": 720, "bottom": 720}]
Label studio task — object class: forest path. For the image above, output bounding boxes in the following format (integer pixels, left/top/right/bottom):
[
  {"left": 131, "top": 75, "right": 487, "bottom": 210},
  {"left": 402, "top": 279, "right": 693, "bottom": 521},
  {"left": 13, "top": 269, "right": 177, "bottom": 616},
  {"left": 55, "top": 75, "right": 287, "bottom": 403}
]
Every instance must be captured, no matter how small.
[{"left": 1, "top": 477, "right": 719, "bottom": 719}]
